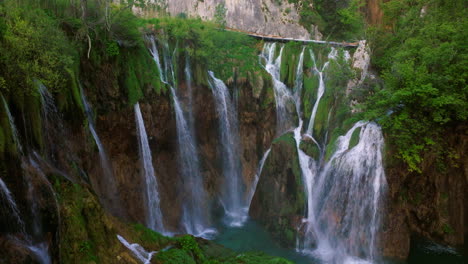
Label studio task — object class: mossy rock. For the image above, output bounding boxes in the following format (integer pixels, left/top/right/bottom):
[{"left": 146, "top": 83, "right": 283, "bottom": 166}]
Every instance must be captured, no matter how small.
[
  {"left": 348, "top": 127, "right": 361, "bottom": 150},
  {"left": 300, "top": 138, "right": 320, "bottom": 160},
  {"left": 250, "top": 132, "right": 305, "bottom": 247}
]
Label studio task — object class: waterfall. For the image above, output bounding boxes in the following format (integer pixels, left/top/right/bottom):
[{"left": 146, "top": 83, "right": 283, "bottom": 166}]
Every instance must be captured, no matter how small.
[
  {"left": 260, "top": 43, "right": 296, "bottom": 135},
  {"left": 1, "top": 95, "right": 23, "bottom": 154},
  {"left": 294, "top": 47, "right": 306, "bottom": 116},
  {"left": 117, "top": 235, "right": 157, "bottom": 264},
  {"left": 171, "top": 87, "right": 216, "bottom": 238},
  {"left": 208, "top": 71, "right": 246, "bottom": 227},
  {"left": 295, "top": 121, "right": 387, "bottom": 263},
  {"left": 150, "top": 36, "right": 214, "bottom": 236},
  {"left": 0, "top": 177, "right": 26, "bottom": 232},
  {"left": 306, "top": 48, "right": 337, "bottom": 136},
  {"left": 0, "top": 176, "right": 51, "bottom": 264},
  {"left": 80, "top": 87, "right": 120, "bottom": 214},
  {"left": 134, "top": 103, "right": 165, "bottom": 233},
  {"left": 258, "top": 44, "right": 386, "bottom": 262},
  {"left": 246, "top": 148, "right": 271, "bottom": 208}
]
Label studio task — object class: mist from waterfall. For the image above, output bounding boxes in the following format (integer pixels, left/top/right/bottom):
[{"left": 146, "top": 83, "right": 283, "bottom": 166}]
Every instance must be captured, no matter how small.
[
  {"left": 208, "top": 71, "right": 246, "bottom": 227},
  {"left": 134, "top": 103, "right": 165, "bottom": 233},
  {"left": 80, "top": 87, "right": 120, "bottom": 215}
]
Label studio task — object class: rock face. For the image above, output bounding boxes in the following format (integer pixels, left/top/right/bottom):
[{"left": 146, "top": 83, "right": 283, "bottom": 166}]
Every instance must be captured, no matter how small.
[
  {"left": 381, "top": 125, "right": 467, "bottom": 259},
  {"left": 250, "top": 132, "right": 305, "bottom": 247},
  {"left": 165, "top": 0, "right": 311, "bottom": 39}
]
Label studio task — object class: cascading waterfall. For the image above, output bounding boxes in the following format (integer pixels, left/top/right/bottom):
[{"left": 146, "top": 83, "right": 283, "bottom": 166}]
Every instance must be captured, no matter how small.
[
  {"left": 306, "top": 48, "right": 337, "bottom": 136},
  {"left": 149, "top": 36, "right": 214, "bottom": 236},
  {"left": 208, "top": 71, "right": 246, "bottom": 227},
  {"left": 260, "top": 43, "right": 296, "bottom": 135},
  {"left": 259, "top": 43, "right": 387, "bottom": 263},
  {"left": 80, "top": 87, "right": 120, "bottom": 214},
  {"left": 298, "top": 122, "right": 387, "bottom": 263},
  {"left": 171, "top": 87, "right": 216, "bottom": 238},
  {"left": 134, "top": 103, "right": 165, "bottom": 233}
]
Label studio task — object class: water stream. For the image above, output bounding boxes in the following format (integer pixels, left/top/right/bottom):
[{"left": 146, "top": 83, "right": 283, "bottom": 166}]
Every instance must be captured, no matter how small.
[
  {"left": 208, "top": 71, "right": 246, "bottom": 227},
  {"left": 134, "top": 103, "right": 165, "bottom": 233},
  {"left": 80, "top": 87, "right": 120, "bottom": 214}
]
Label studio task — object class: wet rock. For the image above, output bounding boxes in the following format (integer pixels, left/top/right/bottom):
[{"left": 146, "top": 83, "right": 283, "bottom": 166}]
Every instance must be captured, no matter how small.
[{"left": 250, "top": 132, "right": 305, "bottom": 247}]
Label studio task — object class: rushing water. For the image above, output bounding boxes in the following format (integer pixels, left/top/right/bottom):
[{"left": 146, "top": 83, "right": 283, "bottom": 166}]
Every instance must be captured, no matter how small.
[
  {"left": 297, "top": 121, "right": 387, "bottom": 263},
  {"left": 117, "top": 235, "right": 157, "bottom": 264},
  {"left": 150, "top": 36, "right": 215, "bottom": 236},
  {"left": 1, "top": 95, "right": 23, "bottom": 154},
  {"left": 260, "top": 43, "right": 296, "bottom": 135},
  {"left": 0, "top": 177, "right": 25, "bottom": 232},
  {"left": 171, "top": 87, "right": 216, "bottom": 238},
  {"left": 208, "top": 71, "right": 246, "bottom": 227},
  {"left": 80, "top": 87, "right": 120, "bottom": 215},
  {"left": 259, "top": 43, "right": 389, "bottom": 263},
  {"left": 134, "top": 103, "right": 165, "bottom": 233},
  {"left": 246, "top": 148, "right": 271, "bottom": 209},
  {"left": 306, "top": 48, "right": 337, "bottom": 136}
]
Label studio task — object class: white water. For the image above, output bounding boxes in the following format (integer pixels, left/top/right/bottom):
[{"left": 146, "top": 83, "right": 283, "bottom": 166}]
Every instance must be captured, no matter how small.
[
  {"left": 171, "top": 87, "right": 216, "bottom": 238},
  {"left": 0, "top": 177, "right": 25, "bottom": 232},
  {"left": 117, "top": 235, "right": 157, "bottom": 264},
  {"left": 80, "top": 87, "right": 119, "bottom": 214},
  {"left": 260, "top": 43, "right": 296, "bottom": 135},
  {"left": 1, "top": 95, "right": 23, "bottom": 154},
  {"left": 296, "top": 121, "right": 387, "bottom": 263},
  {"left": 26, "top": 242, "right": 52, "bottom": 264},
  {"left": 208, "top": 71, "right": 246, "bottom": 227},
  {"left": 246, "top": 148, "right": 271, "bottom": 209},
  {"left": 134, "top": 103, "right": 165, "bottom": 233},
  {"left": 294, "top": 47, "right": 306, "bottom": 116},
  {"left": 0, "top": 176, "right": 51, "bottom": 264},
  {"left": 150, "top": 37, "right": 215, "bottom": 237},
  {"left": 258, "top": 44, "right": 387, "bottom": 263},
  {"left": 306, "top": 48, "right": 337, "bottom": 136}
]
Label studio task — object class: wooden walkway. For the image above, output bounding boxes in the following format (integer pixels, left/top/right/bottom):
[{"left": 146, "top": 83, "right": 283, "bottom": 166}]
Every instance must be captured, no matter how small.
[{"left": 226, "top": 28, "right": 359, "bottom": 47}]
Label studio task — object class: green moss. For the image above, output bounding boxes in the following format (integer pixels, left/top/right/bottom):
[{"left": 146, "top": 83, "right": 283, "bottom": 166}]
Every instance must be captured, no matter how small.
[
  {"left": 132, "top": 223, "right": 171, "bottom": 246},
  {"left": 155, "top": 248, "right": 196, "bottom": 264},
  {"left": 272, "top": 132, "right": 296, "bottom": 147},
  {"left": 348, "top": 127, "right": 361, "bottom": 150},
  {"left": 442, "top": 223, "right": 454, "bottom": 234}
]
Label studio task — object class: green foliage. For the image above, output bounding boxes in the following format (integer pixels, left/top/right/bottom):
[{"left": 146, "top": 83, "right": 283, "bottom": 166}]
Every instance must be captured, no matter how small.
[
  {"left": 348, "top": 126, "right": 361, "bottom": 150},
  {"left": 0, "top": 2, "right": 77, "bottom": 97},
  {"left": 132, "top": 223, "right": 169, "bottom": 245},
  {"left": 214, "top": 3, "right": 227, "bottom": 29},
  {"left": 155, "top": 248, "right": 197, "bottom": 264},
  {"left": 442, "top": 223, "right": 454, "bottom": 234},
  {"left": 292, "top": 0, "right": 365, "bottom": 40},
  {"left": 365, "top": 0, "right": 468, "bottom": 172},
  {"left": 106, "top": 41, "right": 120, "bottom": 56},
  {"left": 146, "top": 17, "right": 261, "bottom": 81}
]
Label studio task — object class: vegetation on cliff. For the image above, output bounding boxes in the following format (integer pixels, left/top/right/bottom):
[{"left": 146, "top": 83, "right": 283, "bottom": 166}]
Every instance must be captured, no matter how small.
[{"left": 362, "top": 0, "right": 467, "bottom": 172}]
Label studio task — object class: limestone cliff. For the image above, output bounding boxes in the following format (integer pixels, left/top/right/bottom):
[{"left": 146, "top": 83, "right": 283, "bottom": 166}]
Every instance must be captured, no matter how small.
[{"left": 164, "top": 0, "right": 311, "bottom": 39}]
